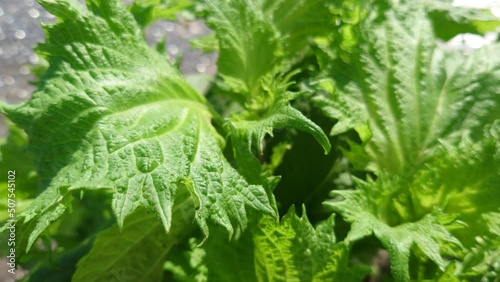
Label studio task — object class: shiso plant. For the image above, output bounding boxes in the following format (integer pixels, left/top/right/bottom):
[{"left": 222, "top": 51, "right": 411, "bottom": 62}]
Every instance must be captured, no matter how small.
[{"left": 0, "top": 0, "right": 499, "bottom": 281}]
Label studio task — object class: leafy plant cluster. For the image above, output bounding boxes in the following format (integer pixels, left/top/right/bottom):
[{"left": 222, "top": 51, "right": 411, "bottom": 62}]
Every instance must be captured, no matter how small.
[{"left": 0, "top": 0, "right": 499, "bottom": 281}]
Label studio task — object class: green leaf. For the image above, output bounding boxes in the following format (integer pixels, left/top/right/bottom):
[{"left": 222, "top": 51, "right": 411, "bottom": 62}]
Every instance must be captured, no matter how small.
[
  {"left": 0, "top": 0, "right": 273, "bottom": 251},
  {"left": 420, "top": 0, "right": 500, "bottom": 40},
  {"left": 326, "top": 177, "right": 462, "bottom": 281},
  {"left": 194, "top": 226, "right": 258, "bottom": 282},
  {"left": 312, "top": 79, "right": 368, "bottom": 138},
  {"left": 252, "top": 208, "right": 367, "bottom": 282},
  {"left": 202, "top": 0, "right": 331, "bottom": 176},
  {"left": 314, "top": 4, "right": 500, "bottom": 174},
  {"left": 0, "top": 122, "right": 38, "bottom": 221},
  {"left": 436, "top": 263, "right": 463, "bottom": 282},
  {"left": 225, "top": 76, "right": 331, "bottom": 182},
  {"left": 261, "top": 0, "right": 336, "bottom": 55},
  {"left": 190, "top": 32, "right": 219, "bottom": 53},
  {"left": 25, "top": 240, "right": 93, "bottom": 282},
  {"left": 325, "top": 117, "right": 499, "bottom": 281},
  {"left": 459, "top": 213, "right": 500, "bottom": 281},
  {"left": 73, "top": 189, "right": 195, "bottom": 282},
  {"left": 201, "top": 0, "right": 279, "bottom": 99},
  {"left": 166, "top": 207, "right": 369, "bottom": 282},
  {"left": 163, "top": 238, "right": 209, "bottom": 281},
  {"left": 129, "top": 0, "right": 194, "bottom": 28},
  {"left": 72, "top": 210, "right": 166, "bottom": 281},
  {"left": 316, "top": 3, "right": 500, "bottom": 280},
  {"left": 202, "top": 0, "right": 335, "bottom": 101},
  {"left": 410, "top": 123, "right": 500, "bottom": 249}
]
